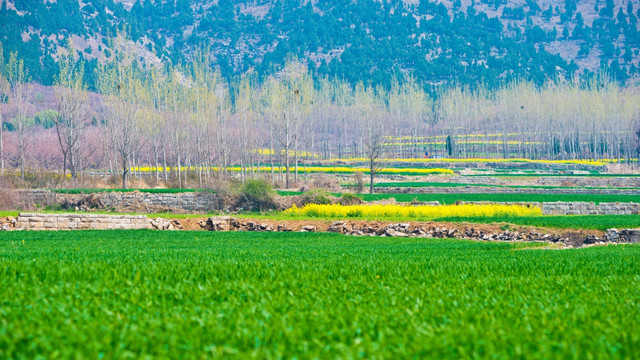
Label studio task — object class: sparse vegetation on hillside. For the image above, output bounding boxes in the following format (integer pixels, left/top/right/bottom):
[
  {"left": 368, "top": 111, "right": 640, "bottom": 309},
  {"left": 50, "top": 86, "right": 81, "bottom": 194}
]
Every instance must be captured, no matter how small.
[{"left": 0, "top": 0, "right": 638, "bottom": 88}]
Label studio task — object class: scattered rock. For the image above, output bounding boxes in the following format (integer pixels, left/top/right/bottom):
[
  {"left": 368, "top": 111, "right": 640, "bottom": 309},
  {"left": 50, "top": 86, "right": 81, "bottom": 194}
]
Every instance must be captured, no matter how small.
[
  {"left": 150, "top": 217, "right": 175, "bottom": 230},
  {"left": 328, "top": 221, "right": 345, "bottom": 233},
  {"left": 301, "top": 225, "right": 316, "bottom": 232}
]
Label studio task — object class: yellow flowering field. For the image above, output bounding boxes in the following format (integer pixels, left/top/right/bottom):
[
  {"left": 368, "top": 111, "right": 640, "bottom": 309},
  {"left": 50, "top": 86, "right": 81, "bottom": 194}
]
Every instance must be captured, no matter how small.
[
  {"left": 131, "top": 166, "right": 454, "bottom": 175},
  {"left": 283, "top": 203, "right": 543, "bottom": 220},
  {"left": 333, "top": 158, "right": 605, "bottom": 166}
]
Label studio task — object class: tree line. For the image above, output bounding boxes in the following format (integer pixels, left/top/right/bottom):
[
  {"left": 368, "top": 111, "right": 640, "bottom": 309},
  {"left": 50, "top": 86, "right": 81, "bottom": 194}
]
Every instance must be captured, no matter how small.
[{"left": 0, "top": 39, "right": 639, "bottom": 189}]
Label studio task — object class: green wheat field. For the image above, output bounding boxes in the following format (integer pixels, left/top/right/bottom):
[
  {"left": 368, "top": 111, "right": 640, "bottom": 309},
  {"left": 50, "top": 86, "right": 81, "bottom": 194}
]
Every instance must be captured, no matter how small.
[{"left": 1, "top": 231, "right": 639, "bottom": 359}]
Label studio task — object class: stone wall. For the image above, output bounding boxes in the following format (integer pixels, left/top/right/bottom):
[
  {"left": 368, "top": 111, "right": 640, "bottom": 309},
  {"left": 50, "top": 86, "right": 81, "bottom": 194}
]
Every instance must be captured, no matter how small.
[
  {"left": 536, "top": 177, "right": 640, "bottom": 187},
  {"left": 15, "top": 190, "right": 222, "bottom": 212},
  {"left": 14, "top": 213, "right": 151, "bottom": 230},
  {"left": 540, "top": 202, "right": 640, "bottom": 215},
  {"left": 458, "top": 201, "right": 639, "bottom": 215},
  {"left": 16, "top": 189, "right": 59, "bottom": 207},
  {"left": 604, "top": 229, "right": 640, "bottom": 243},
  {"left": 98, "top": 191, "right": 220, "bottom": 211}
]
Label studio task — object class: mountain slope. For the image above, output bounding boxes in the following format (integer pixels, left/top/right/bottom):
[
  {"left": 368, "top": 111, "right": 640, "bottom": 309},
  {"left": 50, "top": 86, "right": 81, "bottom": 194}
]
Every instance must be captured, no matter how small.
[{"left": 0, "top": 0, "right": 639, "bottom": 88}]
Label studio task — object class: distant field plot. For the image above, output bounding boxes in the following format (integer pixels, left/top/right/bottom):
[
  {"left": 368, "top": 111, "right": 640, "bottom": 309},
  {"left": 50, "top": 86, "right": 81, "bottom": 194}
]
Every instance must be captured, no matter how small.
[
  {"left": 127, "top": 165, "right": 454, "bottom": 176},
  {"left": 280, "top": 191, "right": 640, "bottom": 204},
  {"left": 464, "top": 173, "right": 640, "bottom": 178},
  {"left": 0, "top": 231, "right": 638, "bottom": 359},
  {"left": 362, "top": 181, "right": 635, "bottom": 190},
  {"left": 331, "top": 157, "right": 607, "bottom": 166},
  {"left": 361, "top": 192, "right": 640, "bottom": 204}
]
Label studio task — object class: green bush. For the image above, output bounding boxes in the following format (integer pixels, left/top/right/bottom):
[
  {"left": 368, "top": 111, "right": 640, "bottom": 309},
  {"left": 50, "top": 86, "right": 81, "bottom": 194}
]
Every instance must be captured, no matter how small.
[
  {"left": 237, "top": 179, "right": 277, "bottom": 211},
  {"left": 301, "top": 188, "right": 333, "bottom": 205}
]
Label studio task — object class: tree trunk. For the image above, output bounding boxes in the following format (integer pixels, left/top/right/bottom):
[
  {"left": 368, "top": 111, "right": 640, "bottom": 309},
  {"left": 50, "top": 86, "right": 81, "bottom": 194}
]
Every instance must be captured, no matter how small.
[
  {"left": 19, "top": 133, "right": 25, "bottom": 180},
  {"left": 285, "top": 150, "right": 290, "bottom": 189},
  {"left": 0, "top": 113, "right": 4, "bottom": 175},
  {"left": 369, "top": 159, "right": 374, "bottom": 194},
  {"left": 121, "top": 157, "right": 128, "bottom": 189}
]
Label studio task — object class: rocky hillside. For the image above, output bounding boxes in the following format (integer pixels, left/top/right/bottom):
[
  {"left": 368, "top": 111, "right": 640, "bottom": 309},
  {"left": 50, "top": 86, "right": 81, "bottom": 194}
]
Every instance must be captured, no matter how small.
[{"left": 1, "top": 0, "right": 639, "bottom": 88}]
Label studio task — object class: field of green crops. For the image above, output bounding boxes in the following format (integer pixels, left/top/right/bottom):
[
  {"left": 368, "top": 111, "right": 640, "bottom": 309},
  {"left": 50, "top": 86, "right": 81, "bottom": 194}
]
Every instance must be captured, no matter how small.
[
  {"left": 367, "top": 181, "right": 636, "bottom": 190},
  {"left": 361, "top": 192, "right": 640, "bottom": 204},
  {"left": 281, "top": 191, "right": 640, "bottom": 204},
  {"left": 1, "top": 231, "right": 639, "bottom": 359}
]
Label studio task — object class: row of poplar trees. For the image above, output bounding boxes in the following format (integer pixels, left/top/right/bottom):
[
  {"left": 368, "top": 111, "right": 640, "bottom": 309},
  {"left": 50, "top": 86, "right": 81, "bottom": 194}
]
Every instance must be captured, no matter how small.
[{"left": 1, "top": 36, "right": 639, "bottom": 189}]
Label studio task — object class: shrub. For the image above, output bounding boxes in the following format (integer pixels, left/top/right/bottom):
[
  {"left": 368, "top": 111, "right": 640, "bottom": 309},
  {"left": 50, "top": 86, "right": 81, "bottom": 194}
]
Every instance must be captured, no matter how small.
[
  {"left": 352, "top": 171, "right": 366, "bottom": 193},
  {"left": 311, "top": 174, "right": 342, "bottom": 192},
  {"left": 338, "top": 192, "right": 363, "bottom": 206},
  {"left": 0, "top": 189, "right": 18, "bottom": 210},
  {"left": 301, "top": 188, "right": 333, "bottom": 205},
  {"left": 237, "top": 179, "right": 277, "bottom": 211}
]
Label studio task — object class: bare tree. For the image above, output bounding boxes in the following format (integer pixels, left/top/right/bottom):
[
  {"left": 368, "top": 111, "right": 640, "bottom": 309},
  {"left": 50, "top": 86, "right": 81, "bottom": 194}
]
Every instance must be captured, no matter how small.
[
  {"left": 6, "top": 51, "right": 30, "bottom": 180},
  {"left": 52, "top": 41, "right": 87, "bottom": 181},
  {"left": 356, "top": 84, "right": 387, "bottom": 194},
  {"left": 98, "top": 41, "right": 144, "bottom": 189},
  {"left": 0, "top": 42, "right": 8, "bottom": 175}
]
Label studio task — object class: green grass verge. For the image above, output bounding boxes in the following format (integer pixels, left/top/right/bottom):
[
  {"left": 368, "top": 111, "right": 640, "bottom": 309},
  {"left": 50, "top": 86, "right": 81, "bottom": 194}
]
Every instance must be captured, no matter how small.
[
  {"left": 1, "top": 231, "right": 638, "bottom": 358},
  {"left": 360, "top": 181, "right": 638, "bottom": 190},
  {"left": 464, "top": 173, "right": 640, "bottom": 177},
  {"left": 280, "top": 191, "right": 640, "bottom": 204}
]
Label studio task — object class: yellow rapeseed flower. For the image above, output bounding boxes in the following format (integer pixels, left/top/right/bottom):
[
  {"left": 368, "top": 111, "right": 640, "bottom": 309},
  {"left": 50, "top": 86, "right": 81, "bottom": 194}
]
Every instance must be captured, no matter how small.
[{"left": 284, "top": 203, "right": 542, "bottom": 219}]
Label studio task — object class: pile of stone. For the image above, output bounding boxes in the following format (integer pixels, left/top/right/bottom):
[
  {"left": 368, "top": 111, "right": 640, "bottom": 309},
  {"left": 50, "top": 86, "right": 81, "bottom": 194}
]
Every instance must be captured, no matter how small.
[
  {"left": 604, "top": 229, "right": 640, "bottom": 243},
  {"left": 199, "top": 216, "right": 640, "bottom": 248},
  {"left": 0, "top": 217, "right": 15, "bottom": 231},
  {"left": 149, "top": 218, "right": 183, "bottom": 230},
  {"left": 200, "top": 216, "right": 301, "bottom": 232},
  {"left": 325, "top": 221, "right": 617, "bottom": 247}
]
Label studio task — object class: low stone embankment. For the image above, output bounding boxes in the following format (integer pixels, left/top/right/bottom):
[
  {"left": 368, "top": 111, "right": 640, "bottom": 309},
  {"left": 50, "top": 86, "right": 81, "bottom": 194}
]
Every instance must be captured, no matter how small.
[
  {"left": 17, "top": 190, "right": 222, "bottom": 212},
  {"left": 2, "top": 214, "right": 638, "bottom": 248},
  {"left": 13, "top": 213, "right": 152, "bottom": 230},
  {"left": 540, "top": 202, "right": 640, "bottom": 215},
  {"left": 201, "top": 217, "right": 638, "bottom": 247},
  {"left": 537, "top": 177, "right": 640, "bottom": 187}
]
